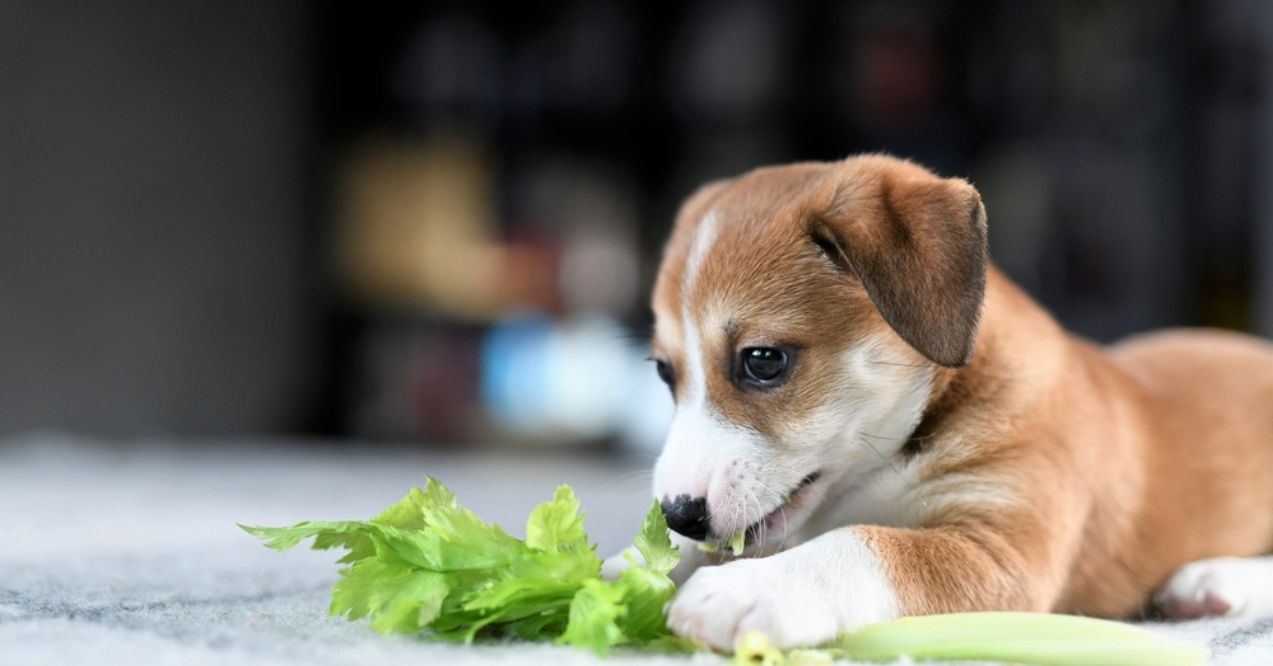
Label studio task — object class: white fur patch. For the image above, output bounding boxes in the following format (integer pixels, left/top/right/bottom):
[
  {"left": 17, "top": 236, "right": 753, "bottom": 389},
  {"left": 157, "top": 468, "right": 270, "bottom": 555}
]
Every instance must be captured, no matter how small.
[
  {"left": 678, "top": 210, "right": 722, "bottom": 412},
  {"left": 787, "top": 335, "right": 936, "bottom": 533},
  {"left": 655, "top": 208, "right": 772, "bottom": 518},
  {"left": 667, "top": 527, "right": 899, "bottom": 649},
  {"left": 681, "top": 309, "right": 708, "bottom": 406},
  {"left": 682, "top": 210, "right": 720, "bottom": 296},
  {"left": 653, "top": 388, "right": 763, "bottom": 503},
  {"left": 1155, "top": 556, "right": 1273, "bottom": 619},
  {"left": 654, "top": 303, "right": 774, "bottom": 534}
]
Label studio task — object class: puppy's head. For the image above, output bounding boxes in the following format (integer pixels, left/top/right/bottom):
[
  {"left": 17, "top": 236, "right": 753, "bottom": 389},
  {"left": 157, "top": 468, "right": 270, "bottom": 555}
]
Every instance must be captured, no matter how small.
[{"left": 650, "top": 155, "right": 988, "bottom": 549}]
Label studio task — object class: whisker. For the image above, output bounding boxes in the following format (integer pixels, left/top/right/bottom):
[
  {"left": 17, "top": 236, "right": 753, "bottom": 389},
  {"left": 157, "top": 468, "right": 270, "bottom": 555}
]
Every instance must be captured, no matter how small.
[
  {"left": 600, "top": 469, "right": 656, "bottom": 491},
  {"left": 866, "top": 360, "right": 930, "bottom": 368},
  {"left": 861, "top": 431, "right": 936, "bottom": 443},
  {"left": 855, "top": 434, "right": 915, "bottom": 492},
  {"left": 749, "top": 473, "right": 793, "bottom": 554}
]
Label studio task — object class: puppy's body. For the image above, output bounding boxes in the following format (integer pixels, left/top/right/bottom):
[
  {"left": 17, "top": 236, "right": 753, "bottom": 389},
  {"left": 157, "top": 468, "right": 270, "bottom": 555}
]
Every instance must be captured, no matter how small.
[
  {"left": 853, "top": 270, "right": 1273, "bottom": 618},
  {"left": 643, "top": 155, "right": 1273, "bottom": 648},
  {"left": 1077, "top": 328, "right": 1273, "bottom": 613}
]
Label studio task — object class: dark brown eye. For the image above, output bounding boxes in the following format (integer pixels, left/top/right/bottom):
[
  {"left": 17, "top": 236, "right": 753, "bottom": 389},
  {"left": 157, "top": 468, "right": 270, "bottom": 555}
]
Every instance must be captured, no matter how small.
[
  {"left": 741, "top": 347, "right": 788, "bottom": 383},
  {"left": 654, "top": 359, "right": 676, "bottom": 390}
]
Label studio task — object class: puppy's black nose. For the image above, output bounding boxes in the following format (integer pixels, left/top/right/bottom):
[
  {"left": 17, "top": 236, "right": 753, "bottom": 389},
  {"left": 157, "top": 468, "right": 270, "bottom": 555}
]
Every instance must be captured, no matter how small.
[{"left": 660, "top": 494, "right": 709, "bottom": 540}]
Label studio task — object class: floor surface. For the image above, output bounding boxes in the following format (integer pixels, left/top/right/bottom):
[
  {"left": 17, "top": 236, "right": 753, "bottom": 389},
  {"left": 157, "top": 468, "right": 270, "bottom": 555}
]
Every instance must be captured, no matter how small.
[{"left": 2, "top": 434, "right": 1268, "bottom": 665}]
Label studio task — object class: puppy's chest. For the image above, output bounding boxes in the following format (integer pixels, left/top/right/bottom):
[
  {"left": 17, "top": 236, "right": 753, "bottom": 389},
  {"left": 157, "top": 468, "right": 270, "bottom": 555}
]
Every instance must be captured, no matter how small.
[{"left": 795, "top": 466, "right": 924, "bottom": 541}]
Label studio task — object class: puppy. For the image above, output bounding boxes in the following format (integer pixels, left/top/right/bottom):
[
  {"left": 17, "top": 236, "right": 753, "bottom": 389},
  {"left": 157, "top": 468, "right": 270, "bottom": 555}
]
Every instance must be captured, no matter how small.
[{"left": 637, "top": 155, "right": 1273, "bottom": 650}]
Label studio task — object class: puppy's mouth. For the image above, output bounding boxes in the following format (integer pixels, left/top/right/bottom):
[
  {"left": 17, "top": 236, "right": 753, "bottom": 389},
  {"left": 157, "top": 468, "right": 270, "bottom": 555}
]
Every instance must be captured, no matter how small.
[{"left": 709, "top": 471, "right": 822, "bottom": 552}]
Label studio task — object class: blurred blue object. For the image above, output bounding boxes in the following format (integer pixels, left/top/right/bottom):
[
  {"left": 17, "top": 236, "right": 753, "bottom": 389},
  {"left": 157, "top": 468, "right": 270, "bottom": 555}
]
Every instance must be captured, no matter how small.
[
  {"left": 481, "top": 314, "right": 556, "bottom": 433},
  {"left": 481, "top": 313, "right": 671, "bottom": 451}
]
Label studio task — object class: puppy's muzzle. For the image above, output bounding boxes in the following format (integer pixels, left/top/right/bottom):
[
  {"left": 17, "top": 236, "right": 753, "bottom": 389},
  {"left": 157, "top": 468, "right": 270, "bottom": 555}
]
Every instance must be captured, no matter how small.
[{"left": 661, "top": 494, "right": 710, "bottom": 540}]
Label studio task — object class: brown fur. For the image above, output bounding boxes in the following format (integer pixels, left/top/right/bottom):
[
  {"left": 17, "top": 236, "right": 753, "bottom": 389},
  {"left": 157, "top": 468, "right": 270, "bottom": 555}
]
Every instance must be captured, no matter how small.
[
  {"left": 652, "top": 164, "right": 883, "bottom": 436},
  {"left": 815, "top": 156, "right": 988, "bottom": 367},
  {"left": 864, "top": 269, "right": 1273, "bottom": 618},
  {"left": 654, "top": 154, "right": 1273, "bottom": 618}
]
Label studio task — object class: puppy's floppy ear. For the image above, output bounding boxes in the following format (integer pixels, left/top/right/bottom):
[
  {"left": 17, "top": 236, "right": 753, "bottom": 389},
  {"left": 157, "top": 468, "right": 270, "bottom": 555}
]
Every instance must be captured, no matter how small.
[{"left": 811, "top": 163, "right": 988, "bottom": 367}]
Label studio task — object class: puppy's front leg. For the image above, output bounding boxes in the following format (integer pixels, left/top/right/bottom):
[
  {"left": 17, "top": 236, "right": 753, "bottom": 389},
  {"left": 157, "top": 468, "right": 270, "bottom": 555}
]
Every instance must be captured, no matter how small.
[
  {"left": 668, "top": 521, "right": 1049, "bottom": 650},
  {"left": 667, "top": 529, "right": 898, "bottom": 650}
]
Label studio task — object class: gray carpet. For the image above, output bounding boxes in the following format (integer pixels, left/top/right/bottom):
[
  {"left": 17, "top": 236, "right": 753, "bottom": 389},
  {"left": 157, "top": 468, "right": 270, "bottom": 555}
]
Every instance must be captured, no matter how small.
[{"left": 2, "top": 435, "right": 1268, "bottom": 665}]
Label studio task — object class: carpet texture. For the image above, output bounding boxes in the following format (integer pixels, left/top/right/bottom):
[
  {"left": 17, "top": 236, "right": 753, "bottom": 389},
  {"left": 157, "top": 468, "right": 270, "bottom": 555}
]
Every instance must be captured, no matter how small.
[{"left": 2, "top": 435, "right": 1268, "bottom": 665}]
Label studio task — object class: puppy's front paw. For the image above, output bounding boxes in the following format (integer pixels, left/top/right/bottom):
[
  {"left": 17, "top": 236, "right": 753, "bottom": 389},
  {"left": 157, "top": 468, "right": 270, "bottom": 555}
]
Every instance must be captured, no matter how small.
[
  {"left": 600, "top": 548, "right": 642, "bottom": 581},
  {"left": 1154, "top": 557, "right": 1260, "bottom": 619},
  {"left": 666, "top": 559, "right": 839, "bottom": 650}
]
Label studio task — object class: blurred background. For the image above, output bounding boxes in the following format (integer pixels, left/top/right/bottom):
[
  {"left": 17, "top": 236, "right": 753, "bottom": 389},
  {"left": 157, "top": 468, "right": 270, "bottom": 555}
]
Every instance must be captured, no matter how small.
[{"left": 3, "top": 0, "right": 1273, "bottom": 453}]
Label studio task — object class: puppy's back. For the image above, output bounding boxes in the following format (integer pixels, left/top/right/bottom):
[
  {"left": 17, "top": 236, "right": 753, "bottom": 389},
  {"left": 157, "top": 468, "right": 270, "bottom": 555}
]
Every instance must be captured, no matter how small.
[{"left": 1111, "top": 328, "right": 1273, "bottom": 555}]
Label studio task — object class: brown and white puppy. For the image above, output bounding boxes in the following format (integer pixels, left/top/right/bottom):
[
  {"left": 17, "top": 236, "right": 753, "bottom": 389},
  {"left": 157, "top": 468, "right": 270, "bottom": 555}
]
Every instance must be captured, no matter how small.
[{"left": 638, "top": 155, "right": 1273, "bottom": 650}]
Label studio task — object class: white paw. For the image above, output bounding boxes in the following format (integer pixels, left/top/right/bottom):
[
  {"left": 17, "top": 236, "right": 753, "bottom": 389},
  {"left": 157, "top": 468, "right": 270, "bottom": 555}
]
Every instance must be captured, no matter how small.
[
  {"left": 668, "top": 532, "right": 712, "bottom": 585},
  {"left": 666, "top": 558, "right": 840, "bottom": 650},
  {"left": 601, "top": 548, "right": 642, "bottom": 581},
  {"left": 1154, "top": 557, "right": 1262, "bottom": 619}
]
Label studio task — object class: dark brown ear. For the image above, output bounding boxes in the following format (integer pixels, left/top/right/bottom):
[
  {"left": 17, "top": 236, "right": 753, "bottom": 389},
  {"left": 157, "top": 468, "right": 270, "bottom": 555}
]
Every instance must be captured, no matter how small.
[{"left": 811, "top": 165, "right": 988, "bottom": 367}]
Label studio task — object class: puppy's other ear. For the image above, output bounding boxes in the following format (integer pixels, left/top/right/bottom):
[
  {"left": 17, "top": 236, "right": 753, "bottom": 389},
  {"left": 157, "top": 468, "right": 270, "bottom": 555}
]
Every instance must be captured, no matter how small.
[{"left": 812, "top": 163, "right": 988, "bottom": 367}]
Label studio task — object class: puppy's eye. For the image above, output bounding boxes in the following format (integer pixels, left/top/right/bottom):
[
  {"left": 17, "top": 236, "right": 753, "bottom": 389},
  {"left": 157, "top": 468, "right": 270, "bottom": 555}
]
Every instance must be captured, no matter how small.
[
  {"left": 654, "top": 359, "right": 676, "bottom": 390},
  {"left": 740, "top": 347, "right": 788, "bottom": 383}
]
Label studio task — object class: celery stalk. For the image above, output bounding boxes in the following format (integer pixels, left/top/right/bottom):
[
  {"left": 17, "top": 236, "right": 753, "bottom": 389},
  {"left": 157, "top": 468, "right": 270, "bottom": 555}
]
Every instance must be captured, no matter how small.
[
  {"left": 698, "top": 529, "right": 748, "bottom": 556},
  {"left": 833, "top": 612, "right": 1206, "bottom": 666}
]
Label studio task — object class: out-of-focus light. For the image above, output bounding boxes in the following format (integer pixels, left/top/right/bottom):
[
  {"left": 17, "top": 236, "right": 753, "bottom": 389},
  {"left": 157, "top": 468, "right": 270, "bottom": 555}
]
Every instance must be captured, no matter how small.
[{"left": 480, "top": 314, "right": 671, "bottom": 450}]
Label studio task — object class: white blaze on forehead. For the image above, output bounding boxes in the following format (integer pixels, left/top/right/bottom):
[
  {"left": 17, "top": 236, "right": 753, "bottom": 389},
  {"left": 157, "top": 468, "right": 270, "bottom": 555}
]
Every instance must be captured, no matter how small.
[
  {"left": 679, "top": 210, "right": 723, "bottom": 408},
  {"left": 682, "top": 210, "right": 721, "bottom": 297},
  {"left": 682, "top": 318, "right": 707, "bottom": 406},
  {"left": 654, "top": 209, "right": 750, "bottom": 504}
]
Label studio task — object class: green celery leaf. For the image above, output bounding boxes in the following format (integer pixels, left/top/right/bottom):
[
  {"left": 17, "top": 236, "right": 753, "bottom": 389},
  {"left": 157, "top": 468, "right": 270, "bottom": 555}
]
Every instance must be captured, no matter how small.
[
  {"left": 616, "top": 564, "right": 677, "bottom": 641},
  {"left": 525, "top": 486, "right": 589, "bottom": 553},
  {"left": 369, "top": 570, "right": 450, "bottom": 634},
  {"left": 329, "top": 558, "right": 449, "bottom": 634},
  {"left": 330, "top": 558, "right": 396, "bottom": 621},
  {"left": 463, "top": 550, "right": 600, "bottom": 612},
  {"left": 559, "top": 578, "right": 629, "bottom": 655},
  {"left": 502, "top": 610, "right": 569, "bottom": 640},
  {"left": 641, "top": 634, "right": 704, "bottom": 655},
  {"left": 409, "top": 480, "right": 526, "bottom": 568},
  {"left": 418, "top": 476, "right": 458, "bottom": 513},
  {"left": 243, "top": 478, "right": 688, "bottom": 655},
  {"left": 238, "top": 520, "right": 373, "bottom": 553},
  {"left": 313, "top": 532, "right": 376, "bottom": 563},
  {"left": 369, "top": 524, "right": 521, "bottom": 571},
  {"left": 631, "top": 501, "right": 679, "bottom": 575},
  {"left": 371, "top": 486, "right": 432, "bottom": 529}
]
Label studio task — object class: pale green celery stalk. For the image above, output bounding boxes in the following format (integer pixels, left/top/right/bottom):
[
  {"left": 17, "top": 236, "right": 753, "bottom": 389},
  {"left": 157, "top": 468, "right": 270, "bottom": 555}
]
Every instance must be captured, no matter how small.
[
  {"left": 832, "top": 612, "right": 1207, "bottom": 666},
  {"left": 697, "top": 529, "right": 748, "bottom": 556}
]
